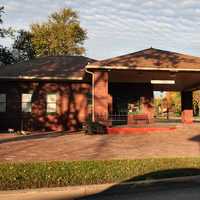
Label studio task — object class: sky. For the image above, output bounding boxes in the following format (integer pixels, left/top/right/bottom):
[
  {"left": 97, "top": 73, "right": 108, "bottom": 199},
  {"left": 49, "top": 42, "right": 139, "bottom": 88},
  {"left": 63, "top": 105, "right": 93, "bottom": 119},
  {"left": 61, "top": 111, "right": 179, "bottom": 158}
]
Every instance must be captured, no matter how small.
[{"left": 1, "top": 0, "right": 200, "bottom": 60}]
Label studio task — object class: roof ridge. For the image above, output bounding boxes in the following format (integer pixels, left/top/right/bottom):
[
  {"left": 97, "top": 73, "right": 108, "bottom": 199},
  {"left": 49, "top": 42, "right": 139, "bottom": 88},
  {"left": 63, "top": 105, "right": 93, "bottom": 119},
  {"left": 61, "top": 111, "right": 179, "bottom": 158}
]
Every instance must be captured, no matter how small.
[
  {"left": 87, "top": 48, "right": 200, "bottom": 70},
  {"left": 92, "top": 47, "right": 168, "bottom": 63},
  {"left": 90, "top": 48, "right": 200, "bottom": 66}
]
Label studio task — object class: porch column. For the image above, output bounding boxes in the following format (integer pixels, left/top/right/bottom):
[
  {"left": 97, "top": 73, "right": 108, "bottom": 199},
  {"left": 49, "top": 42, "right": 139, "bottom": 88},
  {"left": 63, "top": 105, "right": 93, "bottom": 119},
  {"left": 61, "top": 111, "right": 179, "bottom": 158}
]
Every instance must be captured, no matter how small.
[
  {"left": 93, "top": 71, "right": 109, "bottom": 124},
  {"left": 181, "top": 91, "right": 193, "bottom": 123},
  {"left": 140, "top": 84, "right": 154, "bottom": 123}
]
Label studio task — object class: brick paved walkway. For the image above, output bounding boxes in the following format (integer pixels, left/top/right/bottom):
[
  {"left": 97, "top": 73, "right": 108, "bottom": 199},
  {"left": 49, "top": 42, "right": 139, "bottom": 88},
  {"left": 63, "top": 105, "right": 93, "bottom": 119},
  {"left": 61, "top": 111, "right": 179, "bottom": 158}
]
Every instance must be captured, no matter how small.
[{"left": 0, "top": 124, "right": 200, "bottom": 162}]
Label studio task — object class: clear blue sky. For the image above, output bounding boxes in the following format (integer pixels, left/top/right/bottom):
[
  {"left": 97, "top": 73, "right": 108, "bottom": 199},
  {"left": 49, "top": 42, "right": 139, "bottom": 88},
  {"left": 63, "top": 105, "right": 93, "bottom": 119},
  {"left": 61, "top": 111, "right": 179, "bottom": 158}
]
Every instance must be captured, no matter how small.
[{"left": 1, "top": 0, "right": 200, "bottom": 60}]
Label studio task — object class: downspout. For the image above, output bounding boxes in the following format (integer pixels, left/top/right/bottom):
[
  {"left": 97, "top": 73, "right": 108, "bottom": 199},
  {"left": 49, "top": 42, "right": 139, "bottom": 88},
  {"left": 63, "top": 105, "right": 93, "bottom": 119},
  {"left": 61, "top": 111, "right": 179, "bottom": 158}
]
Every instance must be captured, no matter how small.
[{"left": 85, "top": 68, "right": 95, "bottom": 122}]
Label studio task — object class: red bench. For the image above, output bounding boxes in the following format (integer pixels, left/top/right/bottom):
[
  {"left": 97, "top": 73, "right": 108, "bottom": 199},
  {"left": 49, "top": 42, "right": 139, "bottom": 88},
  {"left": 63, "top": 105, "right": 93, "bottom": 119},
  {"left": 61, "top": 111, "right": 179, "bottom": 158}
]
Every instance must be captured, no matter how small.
[{"left": 128, "top": 114, "right": 149, "bottom": 124}]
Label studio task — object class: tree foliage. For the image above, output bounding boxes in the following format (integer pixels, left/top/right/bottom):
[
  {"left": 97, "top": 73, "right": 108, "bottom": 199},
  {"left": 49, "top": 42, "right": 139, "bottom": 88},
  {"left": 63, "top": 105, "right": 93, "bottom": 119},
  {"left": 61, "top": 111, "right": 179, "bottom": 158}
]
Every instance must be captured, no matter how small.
[
  {"left": 0, "top": 6, "right": 14, "bottom": 38},
  {"left": 165, "top": 92, "right": 181, "bottom": 114},
  {"left": 0, "top": 6, "right": 15, "bottom": 65},
  {"left": 193, "top": 90, "right": 200, "bottom": 116},
  {"left": 13, "top": 30, "right": 35, "bottom": 61},
  {"left": 154, "top": 92, "right": 181, "bottom": 117},
  {"left": 1, "top": 7, "right": 87, "bottom": 65},
  {"left": 0, "top": 6, "right": 5, "bottom": 37},
  {"left": 0, "top": 7, "right": 3, "bottom": 37},
  {"left": 0, "top": 46, "right": 15, "bottom": 65},
  {"left": 30, "top": 8, "right": 87, "bottom": 56}
]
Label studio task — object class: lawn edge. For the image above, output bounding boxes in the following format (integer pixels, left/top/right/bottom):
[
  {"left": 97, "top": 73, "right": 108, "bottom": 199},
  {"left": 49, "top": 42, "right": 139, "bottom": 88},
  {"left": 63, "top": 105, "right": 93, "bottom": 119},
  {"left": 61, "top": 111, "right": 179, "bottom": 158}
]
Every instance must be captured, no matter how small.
[{"left": 1, "top": 175, "right": 200, "bottom": 197}]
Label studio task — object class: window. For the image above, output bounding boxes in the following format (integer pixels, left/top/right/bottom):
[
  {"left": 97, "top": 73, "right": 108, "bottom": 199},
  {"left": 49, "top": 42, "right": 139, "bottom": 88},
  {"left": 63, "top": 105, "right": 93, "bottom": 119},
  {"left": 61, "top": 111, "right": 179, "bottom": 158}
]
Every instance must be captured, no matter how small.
[
  {"left": 47, "top": 93, "right": 57, "bottom": 113},
  {"left": 22, "top": 93, "right": 32, "bottom": 112},
  {"left": 0, "top": 94, "right": 6, "bottom": 112}
]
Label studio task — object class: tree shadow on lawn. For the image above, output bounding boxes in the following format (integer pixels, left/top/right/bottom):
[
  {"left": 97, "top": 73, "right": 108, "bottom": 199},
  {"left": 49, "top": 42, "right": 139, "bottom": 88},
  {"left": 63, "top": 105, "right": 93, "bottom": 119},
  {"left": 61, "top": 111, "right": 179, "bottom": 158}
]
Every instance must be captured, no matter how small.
[
  {"left": 0, "top": 130, "right": 81, "bottom": 144},
  {"left": 74, "top": 168, "right": 200, "bottom": 200}
]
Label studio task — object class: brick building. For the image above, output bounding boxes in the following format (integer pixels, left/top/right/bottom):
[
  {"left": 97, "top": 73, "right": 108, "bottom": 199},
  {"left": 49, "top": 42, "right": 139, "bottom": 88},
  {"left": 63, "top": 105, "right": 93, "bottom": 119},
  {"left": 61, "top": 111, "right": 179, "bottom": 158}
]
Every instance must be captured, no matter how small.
[
  {"left": 0, "top": 56, "right": 94, "bottom": 131},
  {"left": 0, "top": 48, "right": 200, "bottom": 131}
]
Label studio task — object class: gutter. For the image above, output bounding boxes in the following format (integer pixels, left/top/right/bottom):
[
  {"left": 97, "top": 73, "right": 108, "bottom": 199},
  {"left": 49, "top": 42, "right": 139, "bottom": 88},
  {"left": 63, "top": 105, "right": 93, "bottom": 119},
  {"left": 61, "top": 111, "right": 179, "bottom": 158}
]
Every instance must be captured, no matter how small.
[
  {"left": 85, "top": 68, "right": 95, "bottom": 122},
  {"left": 86, "top": 65, "right": 200, "bottom": 72},
  {"left": 0, "top": 76, "right": 83, "bottom": 81}
]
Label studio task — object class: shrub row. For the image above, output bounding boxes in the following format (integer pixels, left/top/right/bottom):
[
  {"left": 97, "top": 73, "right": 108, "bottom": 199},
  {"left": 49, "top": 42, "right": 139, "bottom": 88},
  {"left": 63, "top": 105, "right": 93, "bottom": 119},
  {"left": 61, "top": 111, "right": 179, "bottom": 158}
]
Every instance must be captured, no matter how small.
[{"left": 1, "top": 158, "right": 200, "bottom": 190}]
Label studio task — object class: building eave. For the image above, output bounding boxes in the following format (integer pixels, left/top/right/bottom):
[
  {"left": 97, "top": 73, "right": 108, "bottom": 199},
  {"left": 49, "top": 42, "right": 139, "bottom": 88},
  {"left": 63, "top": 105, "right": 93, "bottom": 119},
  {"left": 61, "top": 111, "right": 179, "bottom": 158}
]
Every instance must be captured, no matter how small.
[
  {"left": 0, "top": 76, "right": 83, "bottom": 81},
  {"left": 86, "top": 65, "right": 200, "bottom": 72}
]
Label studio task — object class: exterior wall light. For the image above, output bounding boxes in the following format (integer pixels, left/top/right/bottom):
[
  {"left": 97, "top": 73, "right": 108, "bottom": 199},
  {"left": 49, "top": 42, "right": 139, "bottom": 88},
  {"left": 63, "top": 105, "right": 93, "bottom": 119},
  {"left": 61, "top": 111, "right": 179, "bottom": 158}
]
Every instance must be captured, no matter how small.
[{"left": 150, "top": 80, "right": 175, "bottom": 84}]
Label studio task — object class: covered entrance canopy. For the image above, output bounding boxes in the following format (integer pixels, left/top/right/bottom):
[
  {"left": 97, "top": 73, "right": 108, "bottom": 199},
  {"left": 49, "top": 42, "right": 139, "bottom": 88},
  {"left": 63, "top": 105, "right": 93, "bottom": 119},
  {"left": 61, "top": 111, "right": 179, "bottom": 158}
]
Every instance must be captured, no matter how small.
[
  {"left": 108, "top": 70, "right": 200, "bottom": 91},
  {"left": 86, "top": 48, "right": 200, "bottom": 124}
]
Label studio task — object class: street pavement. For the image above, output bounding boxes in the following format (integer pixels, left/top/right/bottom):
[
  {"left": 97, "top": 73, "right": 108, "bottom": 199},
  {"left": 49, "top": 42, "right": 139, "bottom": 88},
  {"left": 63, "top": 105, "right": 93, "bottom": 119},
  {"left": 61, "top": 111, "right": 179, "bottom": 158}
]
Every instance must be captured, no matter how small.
[
  {"left": 79, "top": 182, "right": 200, "bottom": 200},
  {"left": 1, "top": 181, "right": 200, "bottom": 200}
]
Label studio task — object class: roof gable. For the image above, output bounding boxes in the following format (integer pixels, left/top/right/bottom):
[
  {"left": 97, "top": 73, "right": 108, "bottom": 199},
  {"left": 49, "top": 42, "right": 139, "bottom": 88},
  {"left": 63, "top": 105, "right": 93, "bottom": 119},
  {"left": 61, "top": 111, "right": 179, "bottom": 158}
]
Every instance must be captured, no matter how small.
[{"left": 87, "top": 48, "right": 200, "bottom": 70}]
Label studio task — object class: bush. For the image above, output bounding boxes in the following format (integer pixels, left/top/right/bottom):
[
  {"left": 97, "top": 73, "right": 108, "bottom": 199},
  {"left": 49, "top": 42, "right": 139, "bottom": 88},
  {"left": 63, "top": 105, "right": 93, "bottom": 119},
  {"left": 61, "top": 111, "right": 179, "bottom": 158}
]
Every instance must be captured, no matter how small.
[
  {"left": 85, "top": 121, "right": 107, "bottom": 134},
  {"left": 1, "top": 158, "right": 200, "bottom": 190}
]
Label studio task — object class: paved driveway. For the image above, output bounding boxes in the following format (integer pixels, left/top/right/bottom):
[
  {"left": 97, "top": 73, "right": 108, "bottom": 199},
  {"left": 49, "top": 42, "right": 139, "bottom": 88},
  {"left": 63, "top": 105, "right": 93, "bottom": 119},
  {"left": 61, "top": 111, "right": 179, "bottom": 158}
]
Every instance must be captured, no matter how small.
[{"left": 0, "top": 124, "right": 200, "bottom": 162}]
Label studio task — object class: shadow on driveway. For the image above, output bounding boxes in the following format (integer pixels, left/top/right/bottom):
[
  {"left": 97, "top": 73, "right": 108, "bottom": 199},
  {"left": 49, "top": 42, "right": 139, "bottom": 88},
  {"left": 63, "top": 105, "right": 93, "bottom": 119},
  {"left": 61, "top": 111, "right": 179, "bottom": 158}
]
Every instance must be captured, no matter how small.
[{"left": 0, "top": 131, "right": 81, "bottom": 144}]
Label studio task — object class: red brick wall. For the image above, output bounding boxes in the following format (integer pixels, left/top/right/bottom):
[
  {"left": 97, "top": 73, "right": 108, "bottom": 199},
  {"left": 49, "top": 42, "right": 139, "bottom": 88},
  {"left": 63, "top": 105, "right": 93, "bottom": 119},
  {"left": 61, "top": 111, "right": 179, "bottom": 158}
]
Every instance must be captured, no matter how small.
[
  {"left": 94, "top": 71, "right": 109, "bottom": 122},
  {"left": 0, "top": 81, "right": 91, "bottom": 131}
]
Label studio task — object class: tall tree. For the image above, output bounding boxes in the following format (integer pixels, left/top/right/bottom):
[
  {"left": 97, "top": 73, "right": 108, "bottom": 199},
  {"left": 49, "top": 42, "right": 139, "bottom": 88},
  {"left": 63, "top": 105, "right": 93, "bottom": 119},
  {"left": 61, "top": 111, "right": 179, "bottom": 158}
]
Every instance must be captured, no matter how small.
[
  {"left": 0, "top": 6, "right": 5, "bottom": 37},
  {"left": 0, "top": 6, "right": 13, "bottom": 38},
  {"left": 31, "top": 8, "right": 87, "bottom": 56},
  {"left": 0, "top": 46, "right": 15, "bottom": 65},
  {"left": 0, "top": 6, "right": 15, "bottom": 65},
  {"left": 193, "top": 90, "right": 200, "bottom": 116},
  {"left": 165, "top": 92, "right": 181, "bottom": 115},
  {"left": 13, "top": 30, "right": 35, "bottom": 61}
]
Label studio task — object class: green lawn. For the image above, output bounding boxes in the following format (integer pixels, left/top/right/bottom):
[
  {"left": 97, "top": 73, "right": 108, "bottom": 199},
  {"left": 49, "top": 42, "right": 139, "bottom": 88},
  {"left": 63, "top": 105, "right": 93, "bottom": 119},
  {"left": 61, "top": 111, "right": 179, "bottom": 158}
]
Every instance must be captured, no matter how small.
[{"left": 1, "top": 158, "right": 200, "bottom": 190}]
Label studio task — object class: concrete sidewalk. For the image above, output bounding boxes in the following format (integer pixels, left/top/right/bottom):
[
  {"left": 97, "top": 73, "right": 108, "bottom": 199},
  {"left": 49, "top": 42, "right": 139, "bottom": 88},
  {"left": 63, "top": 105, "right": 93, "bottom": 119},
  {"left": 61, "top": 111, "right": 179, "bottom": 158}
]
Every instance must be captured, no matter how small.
[
  {"left": 0, "top": 183, "right": 114, "bottom": 200},
  {"left": 1, "top": 175, "right": 200, "bottom": 200}
]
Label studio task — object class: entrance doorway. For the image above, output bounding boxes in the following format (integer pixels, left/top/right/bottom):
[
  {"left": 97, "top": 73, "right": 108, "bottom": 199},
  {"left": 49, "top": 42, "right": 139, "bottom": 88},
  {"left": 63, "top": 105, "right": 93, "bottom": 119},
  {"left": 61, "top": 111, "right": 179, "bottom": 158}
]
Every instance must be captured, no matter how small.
[{"left": 109, "top": 83, "right": 153, "bottom": 125}]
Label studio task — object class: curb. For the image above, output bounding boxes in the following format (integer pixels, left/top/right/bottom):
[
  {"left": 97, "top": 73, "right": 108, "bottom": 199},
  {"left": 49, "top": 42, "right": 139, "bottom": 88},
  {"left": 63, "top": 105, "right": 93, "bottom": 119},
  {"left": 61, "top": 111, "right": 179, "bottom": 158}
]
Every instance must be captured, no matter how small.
[
  {"left": 1, "top": 175, "right": 200, "bottom": 199},
  {"left": 120, "top": 174, "right": 200, "bottom": 186},
  {"left": 0, "top": 183, "right": 115, "bottom": 200}
]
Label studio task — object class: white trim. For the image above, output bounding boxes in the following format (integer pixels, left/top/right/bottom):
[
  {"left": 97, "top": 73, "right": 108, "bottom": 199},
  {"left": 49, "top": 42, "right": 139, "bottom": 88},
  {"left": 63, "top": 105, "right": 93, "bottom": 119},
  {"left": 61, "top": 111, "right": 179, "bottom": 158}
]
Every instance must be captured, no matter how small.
[
  {"left": 46, "top": 93, "right": 58, "bottom": 113},
  {"left": 86, "top": 65, "right": 200, "bottom": 72},
  {"left": 0, "top": 76, "right": 83, "bottom": 80},
  {"left": 21, "top": 93, "right": 32, "bottom": 113},
  {"left": 85, "top": 69, "right": 95, "bottom": 122}
]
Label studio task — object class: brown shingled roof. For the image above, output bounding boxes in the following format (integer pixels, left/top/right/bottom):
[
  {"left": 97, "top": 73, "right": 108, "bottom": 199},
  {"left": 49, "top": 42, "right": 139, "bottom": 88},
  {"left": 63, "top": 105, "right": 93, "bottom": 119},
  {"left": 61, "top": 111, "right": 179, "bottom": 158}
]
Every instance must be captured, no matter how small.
[
  {"left": 87, "top": 48, "right": 200, "bottom": 70},
  {"left": 0, "top": 56, "right": 96, "bottom": 80}
]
